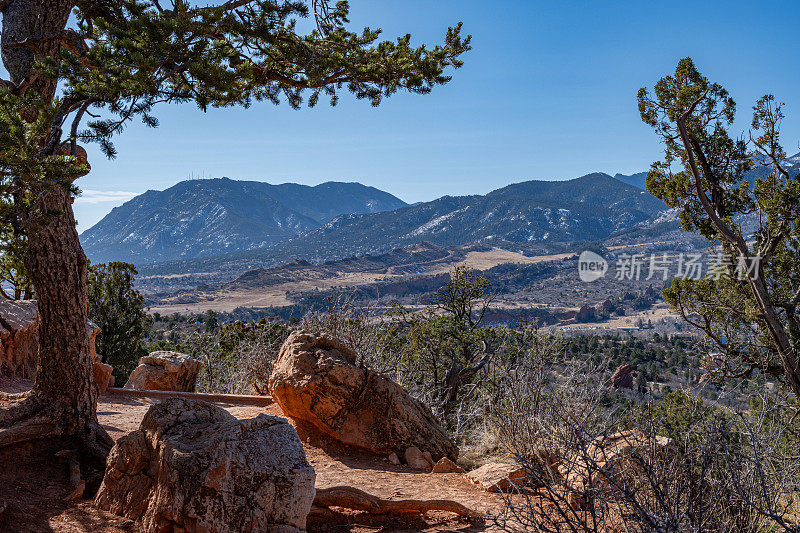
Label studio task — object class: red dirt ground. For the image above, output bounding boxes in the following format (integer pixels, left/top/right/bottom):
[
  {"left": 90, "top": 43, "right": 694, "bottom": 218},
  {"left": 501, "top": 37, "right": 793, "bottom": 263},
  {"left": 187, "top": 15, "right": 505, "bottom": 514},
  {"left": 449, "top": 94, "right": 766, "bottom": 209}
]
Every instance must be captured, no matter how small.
[{"left": 0, "top": 377, "right": 509, "bottom": 533}]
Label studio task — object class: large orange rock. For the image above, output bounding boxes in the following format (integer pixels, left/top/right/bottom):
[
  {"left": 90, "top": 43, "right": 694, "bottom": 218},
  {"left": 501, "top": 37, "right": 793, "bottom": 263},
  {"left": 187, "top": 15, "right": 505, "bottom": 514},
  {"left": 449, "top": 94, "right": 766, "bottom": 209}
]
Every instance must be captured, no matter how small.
[
  {"left": 433, "top": 457, "right": 466, "bottom": 474},
  {"left": 96, "top": 398, "right": 316, "bottom": 532},
  {"left": 611, "top": 364, "right": 634, "bottom": 389},
  {"left": 86, "top": 320, "right": 114, "bottom": 392},
  {"left": 466, "top": 462, "right": 527, "bottom": 493},
  {"left": 92, "top": 358, "right": 114, "bottom": 393},
  {"left": 0, "top": 300, "right": 39, "bottom": 378},
  {"left": 269, "top": 331, "right": 457, "bottom": 461},
  {"left": 124, "top": 351, "right": 200, "bottom": 392},
  {"left": 1, "top": 300, "right": 112, "bottom": 390}
]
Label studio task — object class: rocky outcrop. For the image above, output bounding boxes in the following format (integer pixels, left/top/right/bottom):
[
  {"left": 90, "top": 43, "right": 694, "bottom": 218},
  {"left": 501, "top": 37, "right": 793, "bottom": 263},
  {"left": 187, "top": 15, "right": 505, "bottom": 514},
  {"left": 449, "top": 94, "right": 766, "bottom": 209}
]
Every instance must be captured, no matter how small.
[
  {"left": 576, "top": 304, "right": 595, "bottom": 322},
  {"left": 0, "top": 300, "right": 39, "bottom": 378},
  {"left": 611, "top": 364, "right": 634, "bottom": 389},
  {"left": 95, "top": 398, "right": 316, "bottom": 533},
  {"left": 1, "top": 300, "right": 112, "bottom": 391},
  {"left": 433, "top": 457, "right": 465, "bottom": 474},
  {"left": 269, "top": 331, "right": 457, "bottom": 461},
  {"left": 466, "top": 463, "right": 527, "bottom": 493},
  {"left": 124, "top": 351, "right": 200, "bottom": 392}
]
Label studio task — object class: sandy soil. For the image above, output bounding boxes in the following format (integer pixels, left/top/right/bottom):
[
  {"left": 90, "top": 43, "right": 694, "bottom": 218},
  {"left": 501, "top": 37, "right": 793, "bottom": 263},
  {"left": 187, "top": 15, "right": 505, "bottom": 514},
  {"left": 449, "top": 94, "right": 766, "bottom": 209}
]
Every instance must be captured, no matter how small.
[{"left": 0, "top": 378, "right": 508, "bottom": 532}]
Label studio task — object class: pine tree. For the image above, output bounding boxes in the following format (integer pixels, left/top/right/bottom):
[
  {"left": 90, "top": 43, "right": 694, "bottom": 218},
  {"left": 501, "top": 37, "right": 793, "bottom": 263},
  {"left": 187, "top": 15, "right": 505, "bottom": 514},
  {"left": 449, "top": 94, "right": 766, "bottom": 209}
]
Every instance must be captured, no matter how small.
[{"left": 0, "top": 0, "right": 470, "bottom": 470}]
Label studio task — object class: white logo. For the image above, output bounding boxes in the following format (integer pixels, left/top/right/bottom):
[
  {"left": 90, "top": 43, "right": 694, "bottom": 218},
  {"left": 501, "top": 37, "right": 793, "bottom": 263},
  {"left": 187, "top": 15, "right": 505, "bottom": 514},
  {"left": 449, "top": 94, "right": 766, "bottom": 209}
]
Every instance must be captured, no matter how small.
[{"left": 578, "top": 251, "right": 608, "bottom": 282}]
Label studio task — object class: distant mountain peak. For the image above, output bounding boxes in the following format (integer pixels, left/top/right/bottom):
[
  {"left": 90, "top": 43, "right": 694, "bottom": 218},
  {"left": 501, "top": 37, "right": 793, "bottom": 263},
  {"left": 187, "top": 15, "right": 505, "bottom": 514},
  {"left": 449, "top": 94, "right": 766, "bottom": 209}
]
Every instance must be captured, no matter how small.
[
  {"left": 80, "top": 178, "right": 407, "bottom": 264},
  {"left": 613, "top": 172, "right": 648, "bottom": 190},
  {"left": 143, "top": 172, "right": 665, "bottom": 273}
]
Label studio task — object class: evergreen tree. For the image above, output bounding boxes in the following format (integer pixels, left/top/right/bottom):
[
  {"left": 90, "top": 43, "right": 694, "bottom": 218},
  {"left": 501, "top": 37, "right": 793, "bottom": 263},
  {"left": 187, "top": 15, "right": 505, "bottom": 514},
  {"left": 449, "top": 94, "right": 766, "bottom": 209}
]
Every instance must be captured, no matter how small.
[
  {"left": 0, "top": 224, "right": 32, "bottom": 299},
  {"left": 88, "top": 262, "right": 152, "bottom": 381},
  {"left": 203, "top": 309, "right": 219, "bottom": 332},
  {"left": 397, "top": 266, "right": 495, "bottom": 417},
  {"left": 0, "top": 0, "right": 470, "bottom": 468},
  {"left": 639, "top": 58, "right": 800, "bottom": 397}
]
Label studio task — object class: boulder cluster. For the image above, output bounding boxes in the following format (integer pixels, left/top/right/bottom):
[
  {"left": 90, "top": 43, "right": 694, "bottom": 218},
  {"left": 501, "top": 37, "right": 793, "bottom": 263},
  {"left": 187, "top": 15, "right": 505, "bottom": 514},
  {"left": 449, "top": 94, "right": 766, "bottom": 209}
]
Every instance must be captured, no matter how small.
[
  {"left": 3, "top": 310, "right": 677, "bottom": 530},
  {"left": 96, "top": 330, "right": 469, "bottom": 531}
]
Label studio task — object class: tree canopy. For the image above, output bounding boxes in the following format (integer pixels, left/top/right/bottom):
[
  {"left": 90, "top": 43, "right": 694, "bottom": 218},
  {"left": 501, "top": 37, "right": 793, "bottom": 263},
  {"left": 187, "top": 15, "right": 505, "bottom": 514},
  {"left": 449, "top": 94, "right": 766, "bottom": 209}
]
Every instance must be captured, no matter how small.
[{"left": 0, "top": 0, "right": 470, "bottom": 273}]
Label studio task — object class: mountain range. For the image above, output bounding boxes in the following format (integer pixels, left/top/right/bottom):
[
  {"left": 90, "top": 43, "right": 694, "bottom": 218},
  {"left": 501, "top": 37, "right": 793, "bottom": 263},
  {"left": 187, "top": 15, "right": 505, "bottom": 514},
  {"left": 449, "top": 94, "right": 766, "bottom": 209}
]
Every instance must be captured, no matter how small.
[
  {"left": 80, "top": 179, "right": 407, "bottom": 264},
  {"left": 613, "top": 151, "right": 800, "bottom": 190},
  {"left": 82, "top": 172, "right": 678, "bottom": 279},
  {"left": 614, "top": 172, "right": 648, "bottom": 190},
  {"left": 254, "top": 173, "right": 665, "bottom": 264}
]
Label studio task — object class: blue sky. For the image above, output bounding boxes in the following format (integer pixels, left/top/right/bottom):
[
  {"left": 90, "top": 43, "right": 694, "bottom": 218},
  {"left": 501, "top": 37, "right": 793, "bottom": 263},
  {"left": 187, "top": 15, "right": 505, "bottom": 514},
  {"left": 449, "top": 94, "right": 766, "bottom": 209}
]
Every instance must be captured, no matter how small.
[{"left": 74, "top": 0, "right": 800, "bottom": 231}]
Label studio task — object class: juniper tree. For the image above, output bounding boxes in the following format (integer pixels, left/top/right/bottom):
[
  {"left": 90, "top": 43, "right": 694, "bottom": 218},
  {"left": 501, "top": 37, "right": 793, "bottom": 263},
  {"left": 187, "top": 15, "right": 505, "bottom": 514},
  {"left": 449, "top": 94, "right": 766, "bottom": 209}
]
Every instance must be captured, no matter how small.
[
  {"left": 639, "top": 58, "right": 800, "bottom": 397},
  {"left": 88, "top": 262, "right": 152, "bottom": 381},
  {"left": 0, "top": 0, "right": 470, "bottom": 470},
  {"left": 395, "top": 267, "right": 496, "bottom": 418}
]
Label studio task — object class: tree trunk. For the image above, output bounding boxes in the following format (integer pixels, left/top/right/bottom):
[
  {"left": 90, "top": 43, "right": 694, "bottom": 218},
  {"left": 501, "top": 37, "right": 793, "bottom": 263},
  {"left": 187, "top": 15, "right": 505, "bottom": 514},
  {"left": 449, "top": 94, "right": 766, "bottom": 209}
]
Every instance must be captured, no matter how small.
[
  {"left": 23, "top": 186, "right": 111, "bottom": 453},
  {"left": 0, "top": 0, "right": 112, "bottom": 465}
]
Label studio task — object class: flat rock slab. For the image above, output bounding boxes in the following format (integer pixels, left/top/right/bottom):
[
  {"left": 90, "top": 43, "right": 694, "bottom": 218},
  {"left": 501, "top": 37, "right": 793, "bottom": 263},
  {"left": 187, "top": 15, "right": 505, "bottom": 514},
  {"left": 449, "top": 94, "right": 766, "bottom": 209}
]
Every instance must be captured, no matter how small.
[{"left": 466, "top": 462, "right": 527, "bottom": 493}]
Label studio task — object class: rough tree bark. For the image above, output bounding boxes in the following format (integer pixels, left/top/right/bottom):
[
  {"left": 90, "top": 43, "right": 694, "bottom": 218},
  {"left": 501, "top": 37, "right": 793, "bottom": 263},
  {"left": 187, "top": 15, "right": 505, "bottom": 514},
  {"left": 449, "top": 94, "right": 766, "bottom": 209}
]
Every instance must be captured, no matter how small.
[{"left": 0, "top": 0, "right": 113, "bottom": 467}]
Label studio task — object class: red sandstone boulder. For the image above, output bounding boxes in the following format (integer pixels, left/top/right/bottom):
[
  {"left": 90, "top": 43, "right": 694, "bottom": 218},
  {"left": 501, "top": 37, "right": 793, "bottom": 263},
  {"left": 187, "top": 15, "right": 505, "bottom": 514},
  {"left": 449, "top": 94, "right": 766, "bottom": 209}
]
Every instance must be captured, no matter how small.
[
  {"left": 92, "top": 358, "right": 114, "bottom": 393},
  {"left": 433, "top": 457, "right": 466, "bottom": 474},
  {"left": 87, "top": 321, "right": 114, "bottom": 393},
  {"left": 404, "top": 446, "right": 434, "bottom": 470},
  {"left": 0, "top": 300, "right": 39, "bottom": 378},
  {"left": 1, "top": 300, "right": 112, "bottom": 391},
  {"left": 466, "top": 463, "right": 527, "bottom": 493},
  {"left": 269, "top": 331, "right": 457, "bottom": 461},
  {"left": 96, "top": 398, "right": 316, "bottom": 533},
  {"left": 611, "top": 364, "right": 634, "bottom": 389},
  {"left": 124, "top": 351, "right": 201, "bottom": 392}
]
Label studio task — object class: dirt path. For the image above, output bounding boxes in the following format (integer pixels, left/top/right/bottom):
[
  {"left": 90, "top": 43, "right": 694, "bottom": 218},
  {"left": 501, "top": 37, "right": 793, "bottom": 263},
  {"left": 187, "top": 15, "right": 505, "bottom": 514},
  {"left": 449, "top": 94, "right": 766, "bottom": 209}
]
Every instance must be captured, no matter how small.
[{"left": 0, "top": 379, "right": 508, "bottom": 532}]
